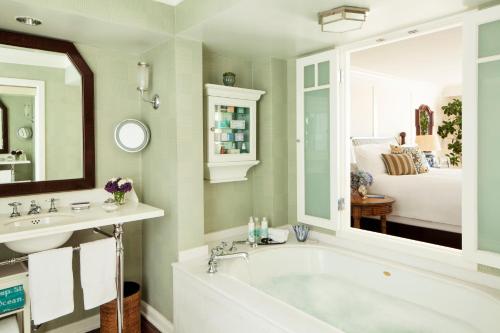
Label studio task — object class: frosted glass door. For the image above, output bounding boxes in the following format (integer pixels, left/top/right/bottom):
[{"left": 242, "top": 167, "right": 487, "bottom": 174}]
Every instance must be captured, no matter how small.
[
  {"left": 477, "top": 19, "right": 500, "bottom": 254},
  {"left": 464, "top": 5, "right": 500, "bottom": 267},
  {"left": 304, "top": 88, "right": 330, "bottom": 219},
  {"left": 297, "top": 50, "right": 338, "bottom": 229}
]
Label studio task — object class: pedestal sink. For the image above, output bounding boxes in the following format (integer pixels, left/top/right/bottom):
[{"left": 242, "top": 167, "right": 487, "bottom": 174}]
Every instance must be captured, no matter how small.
[{"left": 4, "top": 213, "right": 75, "bottom": 254}]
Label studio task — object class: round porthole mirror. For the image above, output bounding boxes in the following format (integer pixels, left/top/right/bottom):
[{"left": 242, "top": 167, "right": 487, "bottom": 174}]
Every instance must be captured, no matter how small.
[{"left": 114, "top": 119, "right": 150, "bottom": 153}]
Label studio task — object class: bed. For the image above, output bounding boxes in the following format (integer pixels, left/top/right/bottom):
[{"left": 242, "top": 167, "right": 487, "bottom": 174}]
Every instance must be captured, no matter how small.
[{"left": 351, "top": 134, "right": 462, "bottom": 233}]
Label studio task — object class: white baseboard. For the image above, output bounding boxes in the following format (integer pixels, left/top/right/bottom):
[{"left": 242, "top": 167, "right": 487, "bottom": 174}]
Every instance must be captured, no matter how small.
[
  {"left": 46, "top": 314, "right": 99, "bottom": 333},
  {"left": 141, "top": 301, "right": 174, "bottom": 333}
]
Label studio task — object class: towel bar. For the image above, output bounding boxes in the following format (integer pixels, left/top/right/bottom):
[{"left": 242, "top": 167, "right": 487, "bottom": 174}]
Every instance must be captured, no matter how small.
[
  {"left": 0, "top": 228, "right": 111, "bottom": 266},
  {"left": 0, "top": 224, "right": 125, "bottom": 333}
]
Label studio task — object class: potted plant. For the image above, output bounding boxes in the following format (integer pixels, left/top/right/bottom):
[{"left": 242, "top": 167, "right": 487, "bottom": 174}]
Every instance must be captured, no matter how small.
[
  {"left": 437, "top": 98, "right": 462, "bottom": 166},
  {"left": 104, "top": 177, "right": 133, "bottom": 205},
  {"left": 351, "top": 170, "right": 373, "bottom": 199}
]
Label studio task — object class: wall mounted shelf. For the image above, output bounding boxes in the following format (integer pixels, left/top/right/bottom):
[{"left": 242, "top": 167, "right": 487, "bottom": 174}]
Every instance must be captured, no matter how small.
[{"left": 204, "top": 84, "right": 265, "bottom": 183}]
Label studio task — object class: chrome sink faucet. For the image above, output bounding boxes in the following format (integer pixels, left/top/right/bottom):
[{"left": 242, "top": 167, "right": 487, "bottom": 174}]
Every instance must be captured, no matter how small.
[
  {"left": 47, "top": 198, "right": 58, "bottom": 213},
  {"left": 207, "top": 242, "right": 249, "bottom": 274},
  {"left": 8, "top": 202, "right": 22, "bottom": 218},
  {"left": 27, "top": 200, "right": 42, "bottom": 215}
]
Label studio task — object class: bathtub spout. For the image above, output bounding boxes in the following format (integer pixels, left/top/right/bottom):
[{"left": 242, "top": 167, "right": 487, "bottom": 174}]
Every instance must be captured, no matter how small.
[{"left": 207, "top": 250, "right": 249, "bottom": 274}]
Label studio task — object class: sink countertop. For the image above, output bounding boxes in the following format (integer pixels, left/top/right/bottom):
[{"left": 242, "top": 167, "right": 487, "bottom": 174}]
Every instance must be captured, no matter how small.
[{"left": 0, "top": 202, "right": 164, "bottom": 243}]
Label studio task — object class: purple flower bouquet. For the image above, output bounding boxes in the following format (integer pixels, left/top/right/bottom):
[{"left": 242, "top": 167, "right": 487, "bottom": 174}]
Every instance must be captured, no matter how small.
[{"left": 105, "top": 177, "right": 133, "bottom": 205}]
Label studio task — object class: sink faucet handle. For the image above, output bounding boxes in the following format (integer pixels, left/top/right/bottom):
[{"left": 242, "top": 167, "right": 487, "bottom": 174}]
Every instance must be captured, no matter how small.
[
  {"left": 8, "top": 202, "right": 22, "bottom": 218},
  {"left": 47, "top": 198, "right": 58, "bottom": 213}
]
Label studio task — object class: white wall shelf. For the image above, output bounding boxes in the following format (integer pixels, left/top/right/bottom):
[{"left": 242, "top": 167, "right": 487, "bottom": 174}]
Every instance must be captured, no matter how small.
[{"left": 204, "top": 84, "right": 265, "bottom": 183}]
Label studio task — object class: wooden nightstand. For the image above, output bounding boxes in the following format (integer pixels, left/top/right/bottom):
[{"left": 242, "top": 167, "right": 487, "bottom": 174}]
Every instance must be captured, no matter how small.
[{"left": 351, "top": 196, "right": 395, "bottom": 234}]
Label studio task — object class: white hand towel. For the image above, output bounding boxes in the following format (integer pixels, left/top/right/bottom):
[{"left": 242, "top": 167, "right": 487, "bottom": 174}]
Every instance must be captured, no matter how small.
[
  {"left": 268, "top": 228, "right": 289, "bottom": 243},
  {"left": 0, "top": 316, "right": 19, "bottom": 333},
  {"left": 80, "top": 238, "right": 117, "bottom": 310},
  {"left": 28, "top": 247, "right": 74, "bottom": 325}
]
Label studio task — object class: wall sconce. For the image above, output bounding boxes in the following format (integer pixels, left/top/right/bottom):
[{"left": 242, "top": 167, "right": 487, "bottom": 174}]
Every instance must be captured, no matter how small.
[{"left": 137, "top": 62, "right": 160, "bottom": 110}]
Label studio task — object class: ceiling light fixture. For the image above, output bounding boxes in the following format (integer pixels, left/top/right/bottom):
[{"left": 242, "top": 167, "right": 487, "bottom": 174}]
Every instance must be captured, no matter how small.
[
  {"left": 15, "top": 16, "right": 42, "bottom": 26},
  {"left": 319, "top": 6, "right": 369, "bottom": 33}
]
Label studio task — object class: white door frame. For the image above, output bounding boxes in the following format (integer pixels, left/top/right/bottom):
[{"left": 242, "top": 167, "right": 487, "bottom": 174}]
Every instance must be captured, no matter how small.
[
  {"left": 296, "top": 49, "right": 340, "bottom": 230},
  {"left": 0, "top": 77, "right": 45, "bottom": 181},
  {"left": 333, "top": 13, "right": 480, "bottom": 270},
  {"left": 462, "top": 4, "right": 500, "bottom": 268}
]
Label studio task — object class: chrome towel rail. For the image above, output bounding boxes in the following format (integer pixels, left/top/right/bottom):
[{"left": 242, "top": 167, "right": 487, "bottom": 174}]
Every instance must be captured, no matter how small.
[{"left": 0, "top": 225, "right": 125, "bottom": 333}]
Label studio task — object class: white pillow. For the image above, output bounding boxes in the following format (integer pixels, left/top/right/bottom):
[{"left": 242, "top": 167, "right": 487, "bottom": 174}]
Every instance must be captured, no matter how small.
[{"left": 353, "top": 143, "right": 391, "bottom": 175}]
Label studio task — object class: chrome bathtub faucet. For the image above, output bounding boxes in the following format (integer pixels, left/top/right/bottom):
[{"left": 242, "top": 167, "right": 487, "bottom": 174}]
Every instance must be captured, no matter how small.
[
  {"left": 207, "top": 243, "right": 249, "bottom": 274},
  {"left": 27, "top": 200, "right": 42, "bottom": 215}
]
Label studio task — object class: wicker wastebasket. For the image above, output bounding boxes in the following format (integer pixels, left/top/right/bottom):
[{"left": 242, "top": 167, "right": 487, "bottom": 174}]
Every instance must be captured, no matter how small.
[{"left": 100, "top": 281, "right": 141, "bottom": 333}]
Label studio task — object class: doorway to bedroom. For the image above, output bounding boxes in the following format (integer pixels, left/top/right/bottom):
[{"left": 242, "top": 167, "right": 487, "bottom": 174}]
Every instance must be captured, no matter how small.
[{"left": 347, "top": 26, "right": 463, "bottom": 249}]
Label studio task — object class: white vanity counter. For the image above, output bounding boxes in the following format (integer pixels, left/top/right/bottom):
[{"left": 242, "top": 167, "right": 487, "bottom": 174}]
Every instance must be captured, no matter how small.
[
  {"left": 0, "top": 202, "right": 163, "bottom": 243},
  {"left": 0, "top": 188, "right": 163, "bottom": 244}
]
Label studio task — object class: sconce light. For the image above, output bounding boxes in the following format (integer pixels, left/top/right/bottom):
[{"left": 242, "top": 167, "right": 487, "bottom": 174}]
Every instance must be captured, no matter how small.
[{"left": 137, "top": 62, "right": 160, "bottom": 110}]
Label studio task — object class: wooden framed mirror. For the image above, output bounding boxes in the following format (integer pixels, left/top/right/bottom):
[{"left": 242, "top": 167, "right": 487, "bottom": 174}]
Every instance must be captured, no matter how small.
[
  {"left": 0, "top": 29, "right": 94, "bottom": 196},
  {"left": 0, "top": 99, "right": 8, "bottom": 154},
  {"left": 415, "top": 104, "right": 434, "bottom": 135}
]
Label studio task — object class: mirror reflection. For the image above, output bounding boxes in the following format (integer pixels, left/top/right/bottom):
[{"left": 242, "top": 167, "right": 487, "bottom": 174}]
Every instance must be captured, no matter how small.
[{"left": 0, "top": 45, "right": 83, "bottom": 183}]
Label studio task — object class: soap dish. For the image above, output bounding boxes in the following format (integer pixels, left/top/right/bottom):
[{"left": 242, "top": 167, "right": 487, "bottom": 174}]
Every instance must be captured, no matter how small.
[
  {"left": 71, "top": 201, "right": 91, "bottom": 210},
  {"left": 102, "top": 199, "right": 118, "bottom": 212}
]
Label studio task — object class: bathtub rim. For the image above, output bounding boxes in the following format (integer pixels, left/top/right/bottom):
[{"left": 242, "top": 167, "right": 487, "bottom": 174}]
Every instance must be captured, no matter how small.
[
  {"left": 236, "top": 243, "right": 500, "bottom": 304},
  {"left": 173, "top": 242, "right": 500, "bottom": 333},
  {"left": 173, "top": 258, "right": 343, "bottom": 333},
  {"left": 201, "top": 225, "right": 500, "bottom": 291}
]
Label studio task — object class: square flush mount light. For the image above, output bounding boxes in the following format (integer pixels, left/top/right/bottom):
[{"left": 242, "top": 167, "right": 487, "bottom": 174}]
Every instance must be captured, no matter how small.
[{"left": 319, "top": 6, "right": 369, "bottom": 33}]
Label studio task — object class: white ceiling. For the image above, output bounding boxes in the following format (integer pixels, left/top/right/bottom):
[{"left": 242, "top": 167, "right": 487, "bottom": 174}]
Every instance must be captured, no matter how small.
[
  {"left": 0, "top": 0, "right": 171, "bottom": 54},
  {"left": 177, "top": 0, "right": 491, "bottom": 59},
  {"left": 351, "top": 27, "right": 462, "bottom": 88}
]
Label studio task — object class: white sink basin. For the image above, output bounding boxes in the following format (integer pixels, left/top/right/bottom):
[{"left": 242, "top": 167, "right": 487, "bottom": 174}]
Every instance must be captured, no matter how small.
[{"left": 4, "top": 213, "right": 75, "bottom": 254}]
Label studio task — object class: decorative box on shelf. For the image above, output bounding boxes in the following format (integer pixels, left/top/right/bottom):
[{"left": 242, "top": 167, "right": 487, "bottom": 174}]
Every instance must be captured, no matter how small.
[{"left": 204, "top": 84, "right": 265, "bottom": 183}]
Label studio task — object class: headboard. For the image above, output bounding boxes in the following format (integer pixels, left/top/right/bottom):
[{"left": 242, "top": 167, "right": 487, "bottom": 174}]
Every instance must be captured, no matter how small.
[{"left": 351, "top": 132, "right": 406, "bottom": 146}]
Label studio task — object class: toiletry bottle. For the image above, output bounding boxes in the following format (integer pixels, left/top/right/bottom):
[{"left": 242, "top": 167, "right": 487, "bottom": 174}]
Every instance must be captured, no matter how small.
[
  {"left": 261, "top": 217, "right": 269, "bottom": 239},
  {"left": 248, "top": 217, "right": 255, "bottom": 244},
  {"left": 254, "top": 217, "right": 260, "bottom": 240}
]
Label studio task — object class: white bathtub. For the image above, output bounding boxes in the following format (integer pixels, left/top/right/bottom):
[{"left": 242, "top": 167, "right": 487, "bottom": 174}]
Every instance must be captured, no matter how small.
[{"left": 173, "top": 244, "right": 500, "bottom": 333}]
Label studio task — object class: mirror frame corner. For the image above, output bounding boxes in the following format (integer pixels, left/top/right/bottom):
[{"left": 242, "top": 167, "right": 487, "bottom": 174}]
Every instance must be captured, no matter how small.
[{"left": 0, "top": 29, "right": 95, "bottom": 196}]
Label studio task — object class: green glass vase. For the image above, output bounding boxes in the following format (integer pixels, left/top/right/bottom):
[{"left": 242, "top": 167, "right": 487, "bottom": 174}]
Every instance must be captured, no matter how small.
[{"left": 113, "top": 191, "right": 126, "bottom": 205}]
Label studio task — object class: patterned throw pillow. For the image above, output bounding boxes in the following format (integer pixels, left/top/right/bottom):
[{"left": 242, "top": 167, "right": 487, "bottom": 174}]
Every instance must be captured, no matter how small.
[
  {"left": 381, "top": 153, "right": 418, "bottom": 175},
  {"left": 390, "top": 145, "right": 429, "bottom": 173}
]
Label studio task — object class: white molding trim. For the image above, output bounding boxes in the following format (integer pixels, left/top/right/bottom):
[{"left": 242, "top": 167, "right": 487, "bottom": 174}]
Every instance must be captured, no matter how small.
[
  {"left": 332, "top": 13, "right": 480, "bottom": 273},
  {"left": 178, "top": 245, "right": 208, "bottom": 262},
  {"left": 46, "top": 314, "right": 99, "bottom": 333},
  {"left": 204, "top": 84, "right": 265, "bottom": 101},
  {"left": 0, "top": 77, "right": 46, "bottom": 181},
  {"left": 141, "top": 301, "right": 174, "bottom": 333}
]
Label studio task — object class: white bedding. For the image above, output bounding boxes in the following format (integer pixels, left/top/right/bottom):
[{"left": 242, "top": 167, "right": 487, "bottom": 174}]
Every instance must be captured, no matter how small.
[{"left": 369, "top": 168, "right": 462, "bottom": 229}]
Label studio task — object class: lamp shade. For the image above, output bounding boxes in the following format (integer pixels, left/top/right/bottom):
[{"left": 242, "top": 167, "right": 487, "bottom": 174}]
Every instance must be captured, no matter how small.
[
  {"left": 415, "top": 135, "right": 441, "bottom": 152},
  {"left": 137, "top": 62, "right": 150, "bottom": 91}
]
